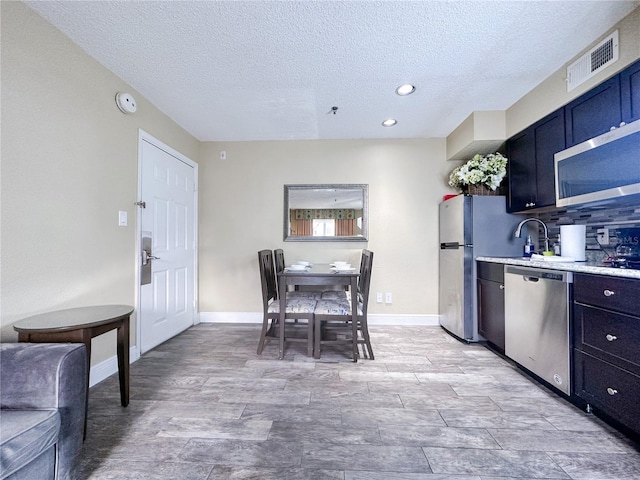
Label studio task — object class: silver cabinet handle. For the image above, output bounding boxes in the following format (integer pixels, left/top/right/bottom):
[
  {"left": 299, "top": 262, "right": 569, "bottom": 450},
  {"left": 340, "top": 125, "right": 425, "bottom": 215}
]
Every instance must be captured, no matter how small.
[
  {"left": 607, "top": 387, "right": 618, "bottom": 396},
  {"left": 499, "top": 284, "right": 505, "bottom": 290},
  {"left": 606, "top": 334, "right": 617, "bottom": 342},
  {"left": 603, "top": 289, "right": 615, "bottom": 297}
]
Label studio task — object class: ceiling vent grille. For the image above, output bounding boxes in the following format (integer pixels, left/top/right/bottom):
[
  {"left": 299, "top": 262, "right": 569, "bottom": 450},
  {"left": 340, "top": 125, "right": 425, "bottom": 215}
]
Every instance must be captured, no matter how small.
[{"left": 567, "top": 30, "right": 618, "bottom": 92}]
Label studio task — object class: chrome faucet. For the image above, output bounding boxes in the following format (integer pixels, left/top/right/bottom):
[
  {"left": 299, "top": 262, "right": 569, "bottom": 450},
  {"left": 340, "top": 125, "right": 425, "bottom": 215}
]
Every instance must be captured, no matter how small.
[{"left": 514, "top": 218, "right": 550, "bottom": 253}]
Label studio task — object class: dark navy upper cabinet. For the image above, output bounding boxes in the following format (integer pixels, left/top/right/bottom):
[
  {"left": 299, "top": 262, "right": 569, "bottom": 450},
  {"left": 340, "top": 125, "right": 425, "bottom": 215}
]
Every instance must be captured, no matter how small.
[
  {"left": 506, "top": 109, "right": 565, "bottom": 213},
  {"left": 506, "top": 128, "right": 535, "bottom": 212},
  {"left": 565, "top": 75, "right": 622, "bottom": 148},
  {"left": 534, "top": 109, "right": 565, "bottom": 208},
  {"left": 620, "top": 59, "right": 640, "bottom": 124}
]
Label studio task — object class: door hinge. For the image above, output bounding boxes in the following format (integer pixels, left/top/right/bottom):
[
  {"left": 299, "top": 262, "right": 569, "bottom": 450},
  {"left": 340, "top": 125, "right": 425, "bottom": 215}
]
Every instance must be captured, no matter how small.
[{"left": 135, "top": 201, "right": 146, "bottom": 209}]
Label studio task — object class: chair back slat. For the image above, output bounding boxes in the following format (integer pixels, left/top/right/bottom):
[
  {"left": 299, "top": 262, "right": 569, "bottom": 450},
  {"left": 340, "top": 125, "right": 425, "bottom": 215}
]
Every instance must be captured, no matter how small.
[
  {"left": 258, "top": 249, "right": 277, "bottom": 309},
  {"left": 274, "top": 249, "right": 285, "bottom": 274},
  {"left": 273, "top": 248, "right": 285, "bottom": 298},
  {"left": 358, "top": 249, "right": 373, "bottom": 314}
]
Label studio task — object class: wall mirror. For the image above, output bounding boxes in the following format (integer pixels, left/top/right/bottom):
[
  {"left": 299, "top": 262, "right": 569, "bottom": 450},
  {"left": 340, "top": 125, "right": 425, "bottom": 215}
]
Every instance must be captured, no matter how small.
[{"left": 284, "top": 184, "right": 368, "bottom": 242}]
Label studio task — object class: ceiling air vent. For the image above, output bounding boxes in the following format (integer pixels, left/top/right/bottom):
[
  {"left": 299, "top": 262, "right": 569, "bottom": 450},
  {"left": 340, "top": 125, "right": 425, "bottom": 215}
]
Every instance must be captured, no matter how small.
[{"left": 566, "top": 30, "right": 618, "bottom": 92}]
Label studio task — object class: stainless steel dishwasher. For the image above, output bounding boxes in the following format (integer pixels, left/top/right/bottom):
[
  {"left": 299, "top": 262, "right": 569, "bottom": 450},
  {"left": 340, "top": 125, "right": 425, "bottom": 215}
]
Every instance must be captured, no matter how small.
[{"left": 504, "top": 265, "right": 573, "bottom": 395}]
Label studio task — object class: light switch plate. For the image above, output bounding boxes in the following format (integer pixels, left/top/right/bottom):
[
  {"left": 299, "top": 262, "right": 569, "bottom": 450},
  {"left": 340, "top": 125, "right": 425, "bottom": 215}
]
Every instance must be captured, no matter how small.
[
  {"left": 376, "top": 293, "right": 383, "bottom": 303},
  {"left": 118, "top": 211, "right": 128, "bottom": 227}
]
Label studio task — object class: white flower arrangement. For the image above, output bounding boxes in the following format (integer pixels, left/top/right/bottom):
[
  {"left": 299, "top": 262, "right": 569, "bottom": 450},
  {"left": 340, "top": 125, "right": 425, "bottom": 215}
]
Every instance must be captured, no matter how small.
[{"left": 448, "top": 153, "right": 508, "bottom": 192}]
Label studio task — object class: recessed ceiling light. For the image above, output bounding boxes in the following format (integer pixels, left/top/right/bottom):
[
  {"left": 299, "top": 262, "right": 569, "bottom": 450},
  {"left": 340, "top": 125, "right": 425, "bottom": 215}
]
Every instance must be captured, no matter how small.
[
  {"left": 395, "top": 84, "right": 415, "bottom": 96},
  {"left": 382, "top": 119, "right": 397, "bottom": 127}
]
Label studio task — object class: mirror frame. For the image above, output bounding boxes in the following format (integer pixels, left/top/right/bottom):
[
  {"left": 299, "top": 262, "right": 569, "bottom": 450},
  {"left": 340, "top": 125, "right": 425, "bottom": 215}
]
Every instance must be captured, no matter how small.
[{"left": 283, "top": 184, "right": 369, "bottom": 242}]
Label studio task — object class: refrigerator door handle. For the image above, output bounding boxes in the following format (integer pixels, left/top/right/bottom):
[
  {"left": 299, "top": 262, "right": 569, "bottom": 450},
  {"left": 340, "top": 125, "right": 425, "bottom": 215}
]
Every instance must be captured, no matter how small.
[{"left": 440, "top": 242, "right": 474, "bottom": 249}]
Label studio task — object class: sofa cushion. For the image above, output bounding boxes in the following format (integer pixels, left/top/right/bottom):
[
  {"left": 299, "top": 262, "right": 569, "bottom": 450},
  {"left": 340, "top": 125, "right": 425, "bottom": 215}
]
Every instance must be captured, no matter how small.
[{"left": 0, "top": 409, "right": 60, "bottom": 479}]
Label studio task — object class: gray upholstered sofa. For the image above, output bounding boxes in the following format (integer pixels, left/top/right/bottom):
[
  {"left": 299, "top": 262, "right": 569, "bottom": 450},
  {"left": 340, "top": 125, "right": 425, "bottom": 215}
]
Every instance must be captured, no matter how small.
[{"left": 0, "top": 343, "right": 87, "bottom": 480}]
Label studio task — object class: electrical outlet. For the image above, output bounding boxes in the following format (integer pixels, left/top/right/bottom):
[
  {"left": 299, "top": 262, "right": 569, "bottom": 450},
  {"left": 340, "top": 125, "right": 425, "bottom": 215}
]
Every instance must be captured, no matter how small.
[
  {"left": 385, "top": 292, "right": 392, "bottom": 304},
  {"left": 596, "top": 227, "right": 609, "bottom": 245},
  {"left": 376, "top": 293, "right": 383, "bottom": 303}
]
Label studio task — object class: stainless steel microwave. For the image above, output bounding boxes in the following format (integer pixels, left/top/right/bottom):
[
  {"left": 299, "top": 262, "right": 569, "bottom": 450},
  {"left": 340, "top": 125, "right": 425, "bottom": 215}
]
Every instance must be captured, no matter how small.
[{"left": 555, "top": 119, "right": 640, "bottom": 207}]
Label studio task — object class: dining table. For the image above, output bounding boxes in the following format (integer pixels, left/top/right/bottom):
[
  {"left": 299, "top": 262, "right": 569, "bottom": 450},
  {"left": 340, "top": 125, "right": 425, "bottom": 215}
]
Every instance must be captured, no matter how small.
[{"left": 277, "top": 264, "right": 360, "bottom": 361}]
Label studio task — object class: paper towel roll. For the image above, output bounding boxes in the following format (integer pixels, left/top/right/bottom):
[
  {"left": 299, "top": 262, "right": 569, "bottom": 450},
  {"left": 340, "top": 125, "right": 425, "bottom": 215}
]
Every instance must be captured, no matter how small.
[{"left": 560, "top": 225, "right": 586, "bottom": 261}]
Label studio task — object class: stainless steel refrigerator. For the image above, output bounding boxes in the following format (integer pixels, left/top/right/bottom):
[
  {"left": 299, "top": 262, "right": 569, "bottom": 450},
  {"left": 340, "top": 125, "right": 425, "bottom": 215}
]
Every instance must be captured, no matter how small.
[{"left": 439, "top": 195, "right": 523, "bottom": 342}]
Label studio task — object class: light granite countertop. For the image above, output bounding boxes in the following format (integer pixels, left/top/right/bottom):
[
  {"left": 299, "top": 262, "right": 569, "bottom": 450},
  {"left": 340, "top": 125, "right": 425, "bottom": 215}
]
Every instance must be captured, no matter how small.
[{"left": 476, "top": 256, "right": 640, "bottom": 280}]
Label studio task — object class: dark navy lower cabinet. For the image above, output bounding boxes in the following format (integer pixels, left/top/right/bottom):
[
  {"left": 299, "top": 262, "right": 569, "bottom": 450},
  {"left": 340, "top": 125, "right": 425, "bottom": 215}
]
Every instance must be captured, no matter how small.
[
  {"left": 477, "top": 262, "right": 505, "bottom": 353},
  {"left": 573, "top": 273, "right": 640, "bottom": 438}
]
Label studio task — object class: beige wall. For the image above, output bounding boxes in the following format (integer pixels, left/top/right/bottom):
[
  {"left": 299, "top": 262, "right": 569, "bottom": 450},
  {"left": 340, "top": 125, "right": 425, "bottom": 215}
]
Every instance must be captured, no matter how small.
[
  {"left": 507, "top": 7, "right": 640, "bottom": 136},
  {"left": 3, "top": 1, "right": 638, "bottom": 367},
  {"left": 0, "top": 2, "right": 200, "bottom": 365},
  {"left": 199, "top": 139, "right": 453, "bottom": 316}
]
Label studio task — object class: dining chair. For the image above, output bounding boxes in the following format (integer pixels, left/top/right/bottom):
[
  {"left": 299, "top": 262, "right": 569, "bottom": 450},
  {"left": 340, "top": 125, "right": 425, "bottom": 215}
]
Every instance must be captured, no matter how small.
[
  {"left": 257, "top": 249, "right": 316, "bottom": 357},
  {"left": 313, "top": 249, "right": 374, "bottom": 360},
  {"left": 319, "top": 256, "right": 365, "bottom": 302}
]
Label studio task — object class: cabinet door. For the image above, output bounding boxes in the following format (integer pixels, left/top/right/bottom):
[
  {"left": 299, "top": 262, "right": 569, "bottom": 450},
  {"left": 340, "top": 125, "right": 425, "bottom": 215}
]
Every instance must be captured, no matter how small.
[
  {"left": 534, "top": 109, "right": 565, "bottom": 208},
  {"left": 620, "top": 59, "right": 640, "bottom": 124},
  {"left": 477, "top": 278, "right": 505, "bottom": 352},
  {"left": 506, "top": 128, "right": 535, "bottom": 213},
  {"left": 574, "top": 273, "right": 640, "bottom": 317},
  {"left": 574, "top": 350, "right": 640, "bottom": 434},
  {"left": 565, "top": 75, "right": 621, "bottom": 147},
  {"left": 574, "top": 303, "right": 640, "bottom": 371}
]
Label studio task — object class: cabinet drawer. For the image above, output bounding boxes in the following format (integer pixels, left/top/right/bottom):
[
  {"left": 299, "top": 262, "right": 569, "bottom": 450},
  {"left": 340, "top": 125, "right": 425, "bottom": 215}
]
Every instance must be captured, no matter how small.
[
  {"left": 477, "top": 262, "right": 504, "bottom": 283},
  {"left": 575, "top": 304, "right": 640, "bottom": 369},
  {"left": 574, "top": 350, "right": 640, "bottom": 433},
  {"left": 574, "top": 273, "right": 640, "bottom": 316}
]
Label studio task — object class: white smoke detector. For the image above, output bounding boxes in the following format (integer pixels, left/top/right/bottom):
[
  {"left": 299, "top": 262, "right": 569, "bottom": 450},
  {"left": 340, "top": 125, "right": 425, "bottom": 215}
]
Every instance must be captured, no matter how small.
[{"left": 115, "top": 92, "right": 137, "bottom": 114}]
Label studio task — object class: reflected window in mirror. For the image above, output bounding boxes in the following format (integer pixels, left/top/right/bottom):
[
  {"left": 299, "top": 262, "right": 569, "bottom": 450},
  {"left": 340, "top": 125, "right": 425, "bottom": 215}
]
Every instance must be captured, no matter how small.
[{"left": 284, "top": 184, "right": 368, "bottom": 242}]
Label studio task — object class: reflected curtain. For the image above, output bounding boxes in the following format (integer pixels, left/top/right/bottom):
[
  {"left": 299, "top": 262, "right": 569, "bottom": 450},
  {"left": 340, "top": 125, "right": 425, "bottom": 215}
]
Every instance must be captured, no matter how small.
[
  {"left": 293, "top": 209, "right": 355, "bottom": 220},
  {"left": 291, "top": 219, "right": 312, "bottom": 236},
  {"left": 335, "top": 219, "right": 355, "bottom": 236}
]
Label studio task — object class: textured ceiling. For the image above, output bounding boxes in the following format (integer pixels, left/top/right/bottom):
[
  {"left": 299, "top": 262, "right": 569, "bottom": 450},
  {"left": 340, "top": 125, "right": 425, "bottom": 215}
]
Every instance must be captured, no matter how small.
[{"left": 24, "top": 1, "right": 640, "bottom": 142}]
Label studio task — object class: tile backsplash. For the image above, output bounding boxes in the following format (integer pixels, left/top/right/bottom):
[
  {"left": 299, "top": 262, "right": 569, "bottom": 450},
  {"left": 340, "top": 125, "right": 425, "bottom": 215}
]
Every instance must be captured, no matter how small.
[{"left": 536, "top": 197, "right": 640, "bottom": 262}]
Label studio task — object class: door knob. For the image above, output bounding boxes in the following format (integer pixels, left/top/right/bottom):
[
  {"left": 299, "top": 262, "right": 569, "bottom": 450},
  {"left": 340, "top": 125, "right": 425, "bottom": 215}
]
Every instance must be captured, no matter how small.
[{"left": 141, "top": 249, "right": 161, "bottom": 266}]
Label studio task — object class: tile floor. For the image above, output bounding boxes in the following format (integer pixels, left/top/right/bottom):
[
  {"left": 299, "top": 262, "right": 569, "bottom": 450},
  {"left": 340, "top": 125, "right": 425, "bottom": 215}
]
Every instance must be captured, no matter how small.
[{"left": 77, "top": 324, "right": 640, "bottom": 479}]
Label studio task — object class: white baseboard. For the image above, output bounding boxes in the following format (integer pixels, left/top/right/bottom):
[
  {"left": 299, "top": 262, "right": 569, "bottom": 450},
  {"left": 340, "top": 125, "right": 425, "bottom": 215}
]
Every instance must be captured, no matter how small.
[
  {"left": 199, "top": 311, "right": 263, "bottom": 323},
  {"left": 199, "top": 312, "right": 439, "bottom": 326},
  {"left": 89, "top": 346, "right": 139, "bottom": 388}
]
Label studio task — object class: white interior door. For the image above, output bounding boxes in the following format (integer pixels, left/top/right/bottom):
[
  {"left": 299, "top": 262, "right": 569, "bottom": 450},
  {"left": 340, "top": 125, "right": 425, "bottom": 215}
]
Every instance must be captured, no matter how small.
[{"left": 139, "top": 134, "right": 197, "bottom": 353}]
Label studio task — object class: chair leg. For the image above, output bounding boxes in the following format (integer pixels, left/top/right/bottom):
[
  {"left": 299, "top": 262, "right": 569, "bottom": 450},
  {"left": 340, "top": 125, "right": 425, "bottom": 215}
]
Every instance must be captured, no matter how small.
[
  {"left": 314, "top": 318, "right": 322, "bottom": 359},
  {"left": 308, "top": 317, "right": 314, "bottom": 357},
  {"left": 257, "top": 316, "right": 270, "bottom": 355},
  {"left": 359, "top": 318, "right": 374, "bottom": 360}
]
